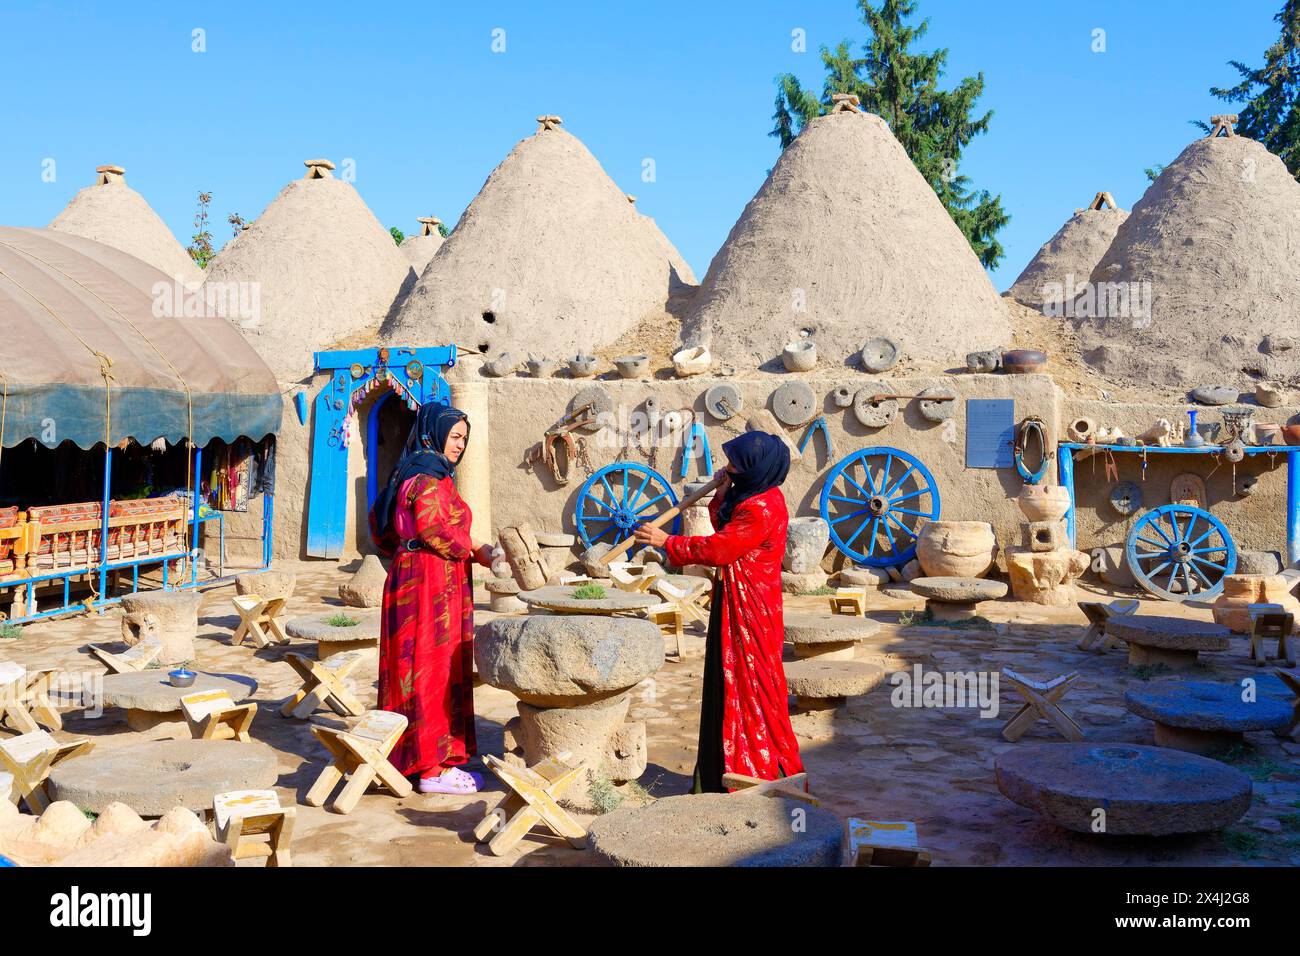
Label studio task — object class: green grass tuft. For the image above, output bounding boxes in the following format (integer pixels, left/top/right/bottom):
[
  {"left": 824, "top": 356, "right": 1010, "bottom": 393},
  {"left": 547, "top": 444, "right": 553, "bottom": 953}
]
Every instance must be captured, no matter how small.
[
  {"left": 1221, "top": 828, "right": 1262, "bottom": 859},
  {"left": 588, "top": 773, "right": 624, "bottom": 814},
  {"left": 1128, "top": 663, "right": 1172, "bottom": 681},
  {"left": 898, "top": 607, "right": 992, "bottom": 630},
  {"left": 0, "top": 622, "right": 21, "bottom": 640},
  {"left": 571, "top": 583, "right": 607, "bottom": 601},
  {"left": 796, "top": 585, "right": 836, "bottom": 596},
  {"left": 325, "top": 613, "right": 359, "bottom": 628}
]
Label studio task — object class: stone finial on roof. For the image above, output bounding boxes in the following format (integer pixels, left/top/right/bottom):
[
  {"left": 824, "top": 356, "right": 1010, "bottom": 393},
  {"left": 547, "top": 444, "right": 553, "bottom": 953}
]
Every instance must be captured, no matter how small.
[
  {"left": 95, "top": 165, "right": 126, "bottom": 185},
  {"left": 1207, "top": 114, "right": 1238, "bottom": 138},
  {"left": 831, "top": 93, "right": 862, "bottom": 114},
  {"left": 1087, "top": 191, "right": 1118, "bottom": 211},
  {"left": 416, "top": 216, "right": 442, "bottom": 237},
  {"left": 303, "top": 158, "right": 336, "bottom": 179},
  {"left": 536, "top": 115, "right": 563, "bottom": 132},
  {"left": 625, "top": 194, "right": 637, "bottom": 204}
]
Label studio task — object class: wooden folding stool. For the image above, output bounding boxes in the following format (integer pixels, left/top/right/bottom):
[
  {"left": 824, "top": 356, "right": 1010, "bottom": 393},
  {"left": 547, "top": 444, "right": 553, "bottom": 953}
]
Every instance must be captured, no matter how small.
[
  {"left": 1248, "top": 604, "right": 1295, "bottom": 667},
  {"left": 1000, "top": 668, "right": 1084, "bottom": 742},
  {"left": 212, "top": 789, "right": 295, "bottom": 867},
  {"left": 280, "top": 650, "right": 366, "bottom": 720},
  {"left": 180, "top": 689, "right": 258, "bottom": 742},
  {"left": 723, "top": 771, "right": 821, "bottom": 806},
  {"left": 0, "top": 730, "right": 94, "bottom": 814},
  {"left": 88, "top": 637, "right": 162, "bottom": 674},
  {"left": 845, "top": 818, "right": 932, "bottom": 867},
  {"left": 828, "top": 587, "right": 868, "bottom": 617},
  {"left": 232, "top": 593, "right": 289, "bottom": 649},
  {"left": 0, "top": 663, "right": 62, "bottom": 733},
  {"left": 473, "top": 753, "right": 587, "bottom": 856},
  {"left": 1075, "top": 599, "right": 1139, "bottom": 652},
  {"left": 305, "top": 710, "right": 412, "bottom": 814}
]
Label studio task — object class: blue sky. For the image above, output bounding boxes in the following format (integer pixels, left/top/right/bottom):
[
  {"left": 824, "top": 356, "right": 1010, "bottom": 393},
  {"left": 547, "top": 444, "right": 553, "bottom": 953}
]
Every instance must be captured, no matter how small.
[{"left": 0, "top": 0, "right": 1284, "bottom": 286}]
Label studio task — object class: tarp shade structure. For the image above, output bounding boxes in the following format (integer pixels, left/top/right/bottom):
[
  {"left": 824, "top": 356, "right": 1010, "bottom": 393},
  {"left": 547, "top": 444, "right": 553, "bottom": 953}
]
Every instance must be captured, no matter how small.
[{"left": 0, "top": 227, "right": 281, "bottom": 449}]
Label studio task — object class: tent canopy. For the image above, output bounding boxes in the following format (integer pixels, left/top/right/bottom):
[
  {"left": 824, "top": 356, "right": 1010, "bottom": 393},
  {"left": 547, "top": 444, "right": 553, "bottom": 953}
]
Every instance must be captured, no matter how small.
[{"left": 0, "top": 227, "right": 281, "bottom": 450}]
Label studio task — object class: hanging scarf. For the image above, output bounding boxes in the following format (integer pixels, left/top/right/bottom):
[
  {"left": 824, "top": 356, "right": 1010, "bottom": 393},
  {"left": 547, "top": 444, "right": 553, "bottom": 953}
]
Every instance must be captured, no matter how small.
[
  {"left": 715, "top": 431, "right": 790, "bottom": 529},
  {"left": 372, "top": 402, "right": 469, "bottom": 540}
]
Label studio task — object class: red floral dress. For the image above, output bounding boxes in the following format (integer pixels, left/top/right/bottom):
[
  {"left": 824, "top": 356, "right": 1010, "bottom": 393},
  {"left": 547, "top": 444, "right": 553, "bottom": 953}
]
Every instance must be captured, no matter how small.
[
  {"left": 378, "top": 473, "right": 476, "bottom": 777},
  {"left": 664, "top": 486, "right": 803, "bottom": 785}
]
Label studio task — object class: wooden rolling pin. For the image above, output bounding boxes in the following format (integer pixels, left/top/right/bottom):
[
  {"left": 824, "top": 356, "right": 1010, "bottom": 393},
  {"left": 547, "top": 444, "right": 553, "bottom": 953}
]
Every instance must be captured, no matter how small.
[{"left": 598, "top": 470, "right": 727, "bottom": 566}]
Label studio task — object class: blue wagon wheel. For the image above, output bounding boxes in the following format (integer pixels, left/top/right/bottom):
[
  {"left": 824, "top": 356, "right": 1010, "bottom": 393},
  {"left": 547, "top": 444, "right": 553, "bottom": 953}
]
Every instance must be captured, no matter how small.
[
  {"left": 1125, "top": 505, "right": 1237, "bottom": 602},
  {"left": 819, "top": 446, "right": 941, "bottom": 567},
  {"left": 574, "top": 463, "right": 680, "bottom": 550}
]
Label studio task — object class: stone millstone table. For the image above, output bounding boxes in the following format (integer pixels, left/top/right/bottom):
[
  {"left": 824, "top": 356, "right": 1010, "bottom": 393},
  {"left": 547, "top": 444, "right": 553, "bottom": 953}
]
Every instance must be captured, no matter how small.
[
  {"left": 995, "top": 743, "right": 1251, "bottom": 835},
  {"left": 587, "top": 792, "right": 842, "bottom": 866},
  {"left": 475, "top": 614, "right": 662, "bottom": 811},
  {"left": 48, "top": 739, "right": 278, "bottom": 816},
  {"left": 1124, "top": 681, "right": 1292, "bottom": 755},
  {"left": 1105, "top": 616, "right": 1230, "bottom": 670},
  {"left": 783, "top": 658, "right": 886, "bottom": 740},
  {"left": 517, "top": 586, "right": 658, "bottom": 616},
  {"left": 285, "top": 608, "right": 381, "bottom": 657},
  {"left": 909, "top": 576, "right": 1008, "bottom": 621},
  {"left": 785, "top": 612, "right": 882, "bottom": 662},
  {"left": 99, "top": 671, "right": 258, "bottom": 737}
]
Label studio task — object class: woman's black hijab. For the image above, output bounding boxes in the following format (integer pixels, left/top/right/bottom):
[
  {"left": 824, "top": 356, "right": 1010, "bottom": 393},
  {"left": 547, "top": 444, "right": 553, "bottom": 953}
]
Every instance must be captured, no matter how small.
[
  {"left": 372, "top": 402, "right": 469, "bottom": 540},
  {"left": 715, "top": 431, "right": 790, "bottom": 529}
]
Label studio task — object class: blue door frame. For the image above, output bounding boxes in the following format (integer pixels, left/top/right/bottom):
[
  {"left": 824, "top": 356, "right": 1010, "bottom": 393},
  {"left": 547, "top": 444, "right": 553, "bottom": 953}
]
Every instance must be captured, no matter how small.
[{"left": 305, "top": 346, "right": 455, "bottom": 558}]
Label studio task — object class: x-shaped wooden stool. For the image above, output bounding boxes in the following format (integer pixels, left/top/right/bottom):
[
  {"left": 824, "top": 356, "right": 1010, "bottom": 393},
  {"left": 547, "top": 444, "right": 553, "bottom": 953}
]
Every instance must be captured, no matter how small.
[
  {"left": 0, "top": 663, "right": 63, "bottom": 733},
  {"left": 89, "top": 637, "right": 162, "bottom": 674},
  {"left": 1274, "top": 668, "right": 1300, "bottom": 739},
  {"left": 828, "top": 587, "right": 868, "bottom": 616},
  {"left": 1249, "top": 604, "right": 1295, "bottom": 667},
  {"left": 0, "top": 730, "right": 94, "bottom": 814},
  {"left": 845, "top": 818, "right": 932, "bottom": 867},
  {"left": 305, "top": 710, "right": 412, "bottom": 814},
  {"left": 1076, "top": 599, "right": 1139, "bottom": 652},
  {"left": 609, "top": 562, "right": 664, "bottom": 593},
  {"left": 647, "top": 602, "right": 688, "bottom": 660},
  {"left": 213, "top": 789, "right": 295, "bottom": 867},
  {"left": 723, "top": 771, "right": 821, "bottom": 806},
  {"left": 232, "top": 593, "right": 289, "bottom": 649},
  {"left": 1001, "top": 668, "right": 1084, "bottom": 742},
  {"left": 473, "top": 752, "right": 587, "bottom": 856},
  {"left": 280, "top": 650, "right": 366, "bottom": 720},
  {"left": 180, "top": 689, "right": 258, "bottom": 742}
]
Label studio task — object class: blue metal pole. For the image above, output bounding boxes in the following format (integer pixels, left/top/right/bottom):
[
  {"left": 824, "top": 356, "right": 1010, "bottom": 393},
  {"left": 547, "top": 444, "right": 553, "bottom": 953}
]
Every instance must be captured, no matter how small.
[
  {"left": 262, "top": 439, "right": 276, "bottom": 569},
  {"left": 98, "top": 446, "right": 111, "bottom": 602},
  {"left": 190, "top": 447, "right": 202, "bottom": 586},
  {"left": 1059, "top": 446, "right": 1076, "bottom": 549},
  {"left": 1288, "top": 451, "right": 1299, "bottom": 566}
]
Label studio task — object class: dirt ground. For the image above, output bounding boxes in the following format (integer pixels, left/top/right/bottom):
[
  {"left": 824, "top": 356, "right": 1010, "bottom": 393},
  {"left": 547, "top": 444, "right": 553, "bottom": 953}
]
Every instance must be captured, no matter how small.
[{"left": 4, "top": 558, "right": 1299, "bottom": 867}]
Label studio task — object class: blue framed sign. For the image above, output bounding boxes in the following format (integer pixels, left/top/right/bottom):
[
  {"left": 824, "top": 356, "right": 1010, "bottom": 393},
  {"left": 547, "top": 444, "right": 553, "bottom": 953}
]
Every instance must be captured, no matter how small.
[{"left": 965, "top": 399, "right": 1014, "bottom": 468}]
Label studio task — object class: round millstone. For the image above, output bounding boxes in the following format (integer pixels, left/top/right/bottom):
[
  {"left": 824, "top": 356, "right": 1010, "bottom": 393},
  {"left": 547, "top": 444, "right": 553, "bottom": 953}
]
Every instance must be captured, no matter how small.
[
  {"left": 771, "top": 381, "right": 817, "bottom": 427},
  {"left": 475, "top": 613, "right": 663, "bottom": 706},
  {"left": 832, "top": 385, "right": 854, "bottom": 409},
  {"left": 785, "top": 612, "right": 881, "bottom": 645},
  {"left": 1106, "top": 616, "right": 1230, "bottom": 653},
  {"left": 535, "top": 532, "right": 576, "bottom": 548},
  {"left": 48, "top": 740, "right": 278, "bottom": 816},
  {"left": 587, "top": 793, "right": 842, "bottom": 867},
  {"left": 995, "top": 743, "right": 1252, "bottom": 835},
  {"left": 285, "top": 609, "right": 381, "bottom": 645},
  {"left": 517, "top": 586, "right": 658, "bottom": 615},
  {"left": 484, "top": 577, "right": 520, "bottom": 595},
  {"left": 100, "top": 671, "right": 258, "bottom": 714},
  {"left": 917, "top": 386, "right": 956, "bottom": 423},
  {"left": 852, "top": 387, "right": 898, "bottom": 428},
  {"left": 784, "top": 659, "right": 885, "bottom": 700},
  {"left": 1125, "top": 681, "right": 1291, "bottom": 733},
  {"left": 1190, "top": 384, "right": 1239, "bottom": 406},
  {"left": 859, "top": 337, "right": 899, "bottom": 373},
  {"left": 909, "top": 576, "right": 1007, "bottom": 604},
  {"left": 235, "top": 569, "right": 296, "bottom": 599},
  {"left": 568, "top": 385, "right": 613, "bottom": 434},
  {"left": 704, "top": 383, "right": 743, "bottom": 421}
]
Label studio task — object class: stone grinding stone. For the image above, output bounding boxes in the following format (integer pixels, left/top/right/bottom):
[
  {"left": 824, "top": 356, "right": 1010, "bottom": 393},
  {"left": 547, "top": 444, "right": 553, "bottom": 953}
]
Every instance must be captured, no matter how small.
[
  {"left": 100, "top": 672, "right": 258, "bottom": 713},
  {"left": 784, "top": 612, "right": 881, "bottom": 645},
  {"left": 831, "top": 385, "right": 854, "bottom": 409},
  {"left": 475, "top": 614, "right": 662, "bottom": 707},
  {"left": 995, "top": 743, "right": 1252, "bottom": 835},
  {"left": 285, "top": 609, "right": 382, "bottom": 644},
  {"left": 909, "top": 576, "right": 1007, "bottom": 604},
  {"left": 1125, "top": 681, "right": 1292, "bottom": 733},
  {"left": 517, "top": 586, "right": 658, "bottom": 614},
  {"left": 338, "top": 554, "right": 385, "bottom": 608},
  {"left": 859, "top": 337, "right": 899, "bottom": 373},
  {"left": 48, "top": 740, "right": 278, "bottom": 816},
  {"left": 840, "top": 566, "right": 890, "bottom": 588},
  {"left": 587, "top": 793, "right": 842, "bottom": 867},
  {"left": 770, "top": 381, "right": 817, "bottom": 426},
  {"left": 1236, "top": 550, "right": 1282, "bottom": 576},
  {"left": 1105, "top": 616, "right": 1230, "bottom": 652},
  {"left": 569, "top": 385, "right": 613, "bottom": 434},
  {"left": 484, "top": 577, "right": 520, "bottom": 595},
  {"left": 535, "top": 532, "right": 576, "bottom": 548},
  {"left": 784, "top": 659, "right": 885, "bottom": 699},
  {"left": 852, "top": 387, "right": 898, "bottom": 428},
  {"left": 1190, "top": 384, "right": 1239, "bottom": 406},
  {"left": 704, "top": 383, "right": 743, "bottom": 421},
  {"left": 234, "top": 569, "right": 297, "bottom": 599},
  {"left": 917, "top": 386, "right": 956, "bottom": 423}
]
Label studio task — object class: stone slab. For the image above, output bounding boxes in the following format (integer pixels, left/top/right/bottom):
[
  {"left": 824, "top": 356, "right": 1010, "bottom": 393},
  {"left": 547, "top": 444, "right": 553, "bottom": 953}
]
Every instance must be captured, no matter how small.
[
  {"left": 285, "top": 609, "right": 382, "bottom": 644},
  {"left": 995, "top": 743, "right": 1251, "bottom": 835},
  {"left": 1125, "top": 681, "right": 1292, "bottom": 733},
  {"left": 784, "top": 659, "right": 885, "bottom": 699},
  {"left": 518, "top": 586, "right": 658, "bottom": 615},
  {"left": 587, "top": 793, "right": 842, "bottom": 866},
  {"left": 1106, "top": 616, "right": 1231, "bottom": 652},
  {"left": 784, "top": 612, "right": 882, "bottom": 645},
  {"left": 909, "top": 576, "right": 1007, "bottom": 604},
  {"left": 99, "top": 671, "right": 257, "bottom": 714},
  {"left": 48, "top": 740, "right": 278, "bottom": 816}
]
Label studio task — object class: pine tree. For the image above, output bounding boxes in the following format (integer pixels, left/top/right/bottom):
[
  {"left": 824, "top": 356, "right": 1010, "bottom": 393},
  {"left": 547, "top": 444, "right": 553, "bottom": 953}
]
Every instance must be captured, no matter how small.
[
  {"left": 772, "top": 0, "right": 1008, "bottom": 268},
  {"left": 1205, "top": 0, "right": 1300, "bottom": 176}
]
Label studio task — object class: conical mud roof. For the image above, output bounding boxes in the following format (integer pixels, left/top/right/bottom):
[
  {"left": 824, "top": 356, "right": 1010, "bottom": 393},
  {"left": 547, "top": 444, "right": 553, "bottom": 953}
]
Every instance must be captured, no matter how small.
[
  {"left": 382, "top": 118, "right": 693, "bottom": 358},
  {"left": 1007, "top": 192, "right": 1127, "bottom": 312},
  {"left": 678, "top": 108, "right": 1010, "bottom": 371},
  {"left": 1077, "top": 124, "right": 1300, "bottom": 390},
  {"left": 204, "top": 159, "right": 410, "bottom": 379},
  {"left": 399, "top": 216, "right": 444, "bottom": 275},
  {"left": 49, "top": 165, "right": 203, "bottom": 285}
]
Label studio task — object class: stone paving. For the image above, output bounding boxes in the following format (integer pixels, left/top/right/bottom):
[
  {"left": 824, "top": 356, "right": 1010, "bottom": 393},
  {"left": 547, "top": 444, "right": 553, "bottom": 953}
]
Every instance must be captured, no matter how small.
[{"left": 3, "top": 560, "right": 1299, "bottom": 866}]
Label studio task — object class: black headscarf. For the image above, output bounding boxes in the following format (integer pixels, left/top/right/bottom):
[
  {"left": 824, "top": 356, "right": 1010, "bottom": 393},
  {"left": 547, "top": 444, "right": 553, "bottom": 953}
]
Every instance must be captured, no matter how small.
[
  {"left": 372, "top": 402, "right": 469, "bottom": 540},
  {"left": 715, "top": 431, "right": 790, "bottom": 529}
]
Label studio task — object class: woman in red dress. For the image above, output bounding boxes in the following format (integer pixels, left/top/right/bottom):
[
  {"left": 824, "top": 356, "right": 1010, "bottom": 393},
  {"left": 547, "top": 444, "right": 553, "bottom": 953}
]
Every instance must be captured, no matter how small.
[
  {"left": 371, "top": 403, "right": 497, "bottom": 795},
  {"left": 634, "top": 431, "right": 803, "bottom": 792}
]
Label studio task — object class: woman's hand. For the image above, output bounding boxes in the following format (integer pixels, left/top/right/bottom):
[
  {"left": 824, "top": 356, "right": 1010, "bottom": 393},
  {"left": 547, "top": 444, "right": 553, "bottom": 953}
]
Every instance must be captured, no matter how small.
[
  {"left": 472, "top": 542, "right": 499, "bottom": 568},
  {"left": 715, "top": 469, "right": 733, "bottom": 497},
  {"left": 633, "top": 522, "right": 669, "bottom": 549}
]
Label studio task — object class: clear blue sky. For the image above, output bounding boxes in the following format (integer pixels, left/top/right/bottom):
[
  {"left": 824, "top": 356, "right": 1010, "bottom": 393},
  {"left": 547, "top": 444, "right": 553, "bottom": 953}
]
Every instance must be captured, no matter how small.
[{"left": 0, "top": 0, "right": 1284, "bottom": 287}]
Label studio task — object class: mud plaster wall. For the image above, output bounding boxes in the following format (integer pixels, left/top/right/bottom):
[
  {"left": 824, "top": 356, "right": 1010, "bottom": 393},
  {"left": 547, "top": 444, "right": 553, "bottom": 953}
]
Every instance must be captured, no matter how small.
[{"left": 1064, "top": 398, "right": 1297, "bottom": 560}]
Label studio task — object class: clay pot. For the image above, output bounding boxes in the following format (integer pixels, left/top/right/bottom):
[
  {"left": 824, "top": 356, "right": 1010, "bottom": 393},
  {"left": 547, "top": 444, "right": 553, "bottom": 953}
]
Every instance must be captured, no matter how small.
[
  {"left": 1002, "top": 349, "right": 1047, "bottom": 373},
  {"left": 1283, "top": 424, "right": 1300, "bottom": 446},
  {"left": 526, "top": 358, "right": 558, "bottom": 378},
  {"left": 1018, "top": 484, "right": 1071, "bottom": 522},
  {"left": 568, "top": 355, "right": 598, "bottom": 378},
  {"left": 915, "top": 521, "right": 997, "bottom": 579},
  {"left": 615, "top": 355, "right": 650, "bottom": 379},
  {"left": 782, "top": 340, "right": 817, "bottom": 372}
]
